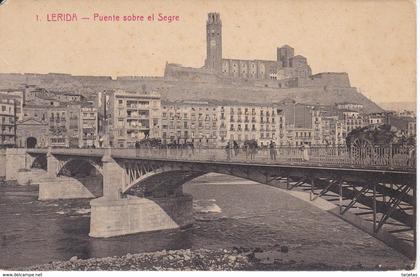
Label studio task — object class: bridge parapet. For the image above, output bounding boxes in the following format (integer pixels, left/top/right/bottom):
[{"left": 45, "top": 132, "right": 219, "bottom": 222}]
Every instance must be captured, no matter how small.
[
  {"left": 25, "top": 145, "right": 416, "bottom": 172},
  {"left": 110, "top": 145, "right": 416, "bottom": 172}
]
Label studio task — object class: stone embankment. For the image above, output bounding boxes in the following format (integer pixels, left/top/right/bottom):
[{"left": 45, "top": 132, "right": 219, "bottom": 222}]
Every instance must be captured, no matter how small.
[{"left": 16, "top": 247, "right": 410, "bottom": 271}]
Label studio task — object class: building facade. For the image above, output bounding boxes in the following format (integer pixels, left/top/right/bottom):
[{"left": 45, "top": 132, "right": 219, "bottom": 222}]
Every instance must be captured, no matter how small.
[
  {"left": 108, "top": 90, "right": 161, "bottom": 148},
  {"left": 161, "top": 102, "right": 286, "bottom": 147},
  {"left": 161, "top": 101, "right": 219, "bottom": 147},
  {"left": 80, "top": 106, "right": 99, "bottom": 147},
  {"left": 0, "top": 97, "right": 16, "bottom": 147},
  {"left": 224, "top": 105, "right": 283, "bottom": 147}
]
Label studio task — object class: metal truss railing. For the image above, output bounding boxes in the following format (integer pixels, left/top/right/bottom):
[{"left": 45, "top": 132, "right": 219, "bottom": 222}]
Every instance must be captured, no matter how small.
[{"left": 26, "top": 145, "right": 416, "bottom": 171}]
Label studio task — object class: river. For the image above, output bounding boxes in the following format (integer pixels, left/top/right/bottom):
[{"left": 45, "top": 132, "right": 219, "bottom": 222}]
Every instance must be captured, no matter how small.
[{"left": 0, "top": 174, "right": 411, "bottom": 270}]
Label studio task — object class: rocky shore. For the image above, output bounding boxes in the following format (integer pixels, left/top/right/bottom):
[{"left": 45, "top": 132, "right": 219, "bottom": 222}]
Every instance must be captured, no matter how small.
[{"left": 15, "top": 247, "right": 412, "bottom": 271}]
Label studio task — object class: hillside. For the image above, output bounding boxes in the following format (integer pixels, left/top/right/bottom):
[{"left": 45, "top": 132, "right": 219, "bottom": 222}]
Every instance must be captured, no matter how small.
[
  {"left": 0, "top": 73, "right": 383, "bottom": 113},
  {"left": 378, "top": 102, "right": 416, "bottom": 112}
]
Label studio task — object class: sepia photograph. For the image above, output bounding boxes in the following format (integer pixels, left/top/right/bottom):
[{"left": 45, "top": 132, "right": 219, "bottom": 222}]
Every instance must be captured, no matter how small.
[{"left": 0, "top": 0, "right": 417, "bottom": 274}]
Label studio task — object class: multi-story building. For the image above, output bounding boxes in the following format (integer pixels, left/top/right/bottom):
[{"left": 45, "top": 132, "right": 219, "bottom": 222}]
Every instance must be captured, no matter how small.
[
  {"left": 55, "top": 92, "right": 84, "bottom": 102},
  {"left": 0, "top": 97, "right": 16, "bottom": 147},
  {"left": 161, "top": 102, "right": 285, "bottom": 147},
  {"left": 366, "top": 113, "right": 385, "bottom": 126},
  {"left": 336, "top": 102, "right": 364, "bottom": 111},
  {"left": 79, "top": 106, "right": 98, "bottom": 147},
  {"left": 291, "top": 128, "right": 313, "bottom": 146},
  {"left": 48, "top": 104, "right": 81, "bottom": 147},
  {"left": 408, "top": 120, "right": 416, "bottom": 137},
  {"left": 311, "top": 109, "right": 323, "bottom": 145},
  {"left": 225, "top": 105, "right": 282, "bottom": 147},
  {"left": 0, "top": 89, "right": 24, "bottom": 120},
  {"left": 108, "top": 90, "right": 161, "bottom": 148},
  {"left": 319, "top": 115, "right": 345, "bottom": 146},
  {"left": 22, "top": 104, "right": 48, "bottom": 122},
  {"left": 48, "top": 105, "right": 69, "bottom": 147},
  {"left": 161, "top": 101, "right": 219, "bottom": 147},
  {"left": 340, "top": 110, "right": 365, "bottom": 138}
]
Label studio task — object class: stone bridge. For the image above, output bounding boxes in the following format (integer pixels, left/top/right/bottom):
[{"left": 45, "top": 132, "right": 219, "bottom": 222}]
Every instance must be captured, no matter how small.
[{"left": 5, "top": 146, "right": 416, "bottom": 259}]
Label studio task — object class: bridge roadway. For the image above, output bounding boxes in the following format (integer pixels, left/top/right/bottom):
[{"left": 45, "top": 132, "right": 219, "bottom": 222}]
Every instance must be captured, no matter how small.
[{"left": 22, "top": 146, "right": 416, "bottom": 259}]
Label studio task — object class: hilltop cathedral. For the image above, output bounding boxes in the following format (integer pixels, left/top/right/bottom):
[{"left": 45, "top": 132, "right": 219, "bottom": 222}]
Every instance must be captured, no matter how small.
[{"left": 164, "top": 12, "right": 351, "bottom": 89}]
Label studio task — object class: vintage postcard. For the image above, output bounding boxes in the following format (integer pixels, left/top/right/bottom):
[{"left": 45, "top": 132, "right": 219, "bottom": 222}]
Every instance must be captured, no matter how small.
[{"left": 0, "top": 0, "right": 416, "bottom": 274}]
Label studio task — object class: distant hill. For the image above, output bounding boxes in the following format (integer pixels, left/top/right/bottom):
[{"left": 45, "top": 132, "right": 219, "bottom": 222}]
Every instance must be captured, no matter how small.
[
  {"left": 378, "top": 102, "right": 416, "bottom": 112},
  {"left": 0, "top": 73, "right": 383, "bottom": 113}
]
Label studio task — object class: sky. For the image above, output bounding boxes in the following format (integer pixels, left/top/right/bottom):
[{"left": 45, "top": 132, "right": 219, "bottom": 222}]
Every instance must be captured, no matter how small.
[{"left": 0, "top": 0, "right": 416, "bottom": 103}]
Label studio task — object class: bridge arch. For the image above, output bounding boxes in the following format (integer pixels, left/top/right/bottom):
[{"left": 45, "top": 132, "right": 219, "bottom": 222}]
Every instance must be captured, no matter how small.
[
  {"left": 30, "top": 155, "right": 47, "bottom": 170},
  {"left": 57, "top": 158, "right": 103, "bottom": 177},
  {"left": 56, "top": 158, "right": 104, "bottom": 198},
  {"left": 123, "top": 163, "right": 280, "bottom": 197}
]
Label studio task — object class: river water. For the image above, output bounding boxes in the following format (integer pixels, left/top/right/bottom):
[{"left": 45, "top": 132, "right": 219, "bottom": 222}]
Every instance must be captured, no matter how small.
[{"left": 0, "top": 174, "right": 411, "bottom": 269}]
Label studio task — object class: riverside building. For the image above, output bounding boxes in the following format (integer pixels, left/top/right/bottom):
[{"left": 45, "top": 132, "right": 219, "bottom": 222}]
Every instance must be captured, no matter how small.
[
  {"left": 108, "top": 90, "right": 161, "bottom": 148},
  {"left": 0, "top": 96, "right": 16, "bottom": 147}
]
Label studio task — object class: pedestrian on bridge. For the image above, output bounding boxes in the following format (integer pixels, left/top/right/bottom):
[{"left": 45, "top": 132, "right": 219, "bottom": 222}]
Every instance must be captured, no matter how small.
[
  {"left": 233, "top": 140, "right": 239, "bottom": 156},
  {"left": 225, "top": 142, "right": 231, "bottom": 160},
  {"left": 270, "top": 140, "right": 277, "bottom": 160},
  {"left": 250, "top": 142, "right": 257, "bottom": 160},
  {"left": 135, "top": 141, "right": 140, "bottom": 157},
  {"left": 244, "top": 144, "right": 249, "bottom": 159},
  {"left": 302, "top": 144, "right": 310, "bottom": 161}
]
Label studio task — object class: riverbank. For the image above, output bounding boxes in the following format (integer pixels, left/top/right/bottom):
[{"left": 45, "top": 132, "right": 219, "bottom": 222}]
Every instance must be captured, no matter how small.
[{"left": 15, "top": 247, "right": 413, "bottom": 271}]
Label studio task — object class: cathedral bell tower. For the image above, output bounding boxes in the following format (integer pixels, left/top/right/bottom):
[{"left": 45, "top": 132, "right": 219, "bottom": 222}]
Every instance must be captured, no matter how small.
[{"left": 205, "top": 13, "right": 222, "bottom": 72}]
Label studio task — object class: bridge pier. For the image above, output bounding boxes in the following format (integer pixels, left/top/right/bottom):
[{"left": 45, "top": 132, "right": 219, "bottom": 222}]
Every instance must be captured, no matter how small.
[
  {"left": 89, "top": 194, "right": 193, "bottom": 238},
  {"left": 47, "top": 149, "right": 60, "bottom": 178},
  {"left": 38, "top": 177, "right": 95, "bottom": 200},
  {"left": 89, "top": 148, "right": 194, "bottom": 238},
  {"left": 16, "top": 168, "right": 48, "bottom": 186},
  {"left": 5, "top": 148, "right": 35, "bottom": 181}
]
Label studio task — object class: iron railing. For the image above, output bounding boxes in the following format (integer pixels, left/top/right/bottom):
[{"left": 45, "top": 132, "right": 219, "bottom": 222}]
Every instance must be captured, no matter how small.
[{"left": 26, "top": 145, "right": 416, "bottom": 171}]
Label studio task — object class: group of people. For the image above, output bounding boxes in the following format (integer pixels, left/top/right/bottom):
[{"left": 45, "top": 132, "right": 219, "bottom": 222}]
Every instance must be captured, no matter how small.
[{"left": 224, "top": 140, "right": 278, "bottom": 161}]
